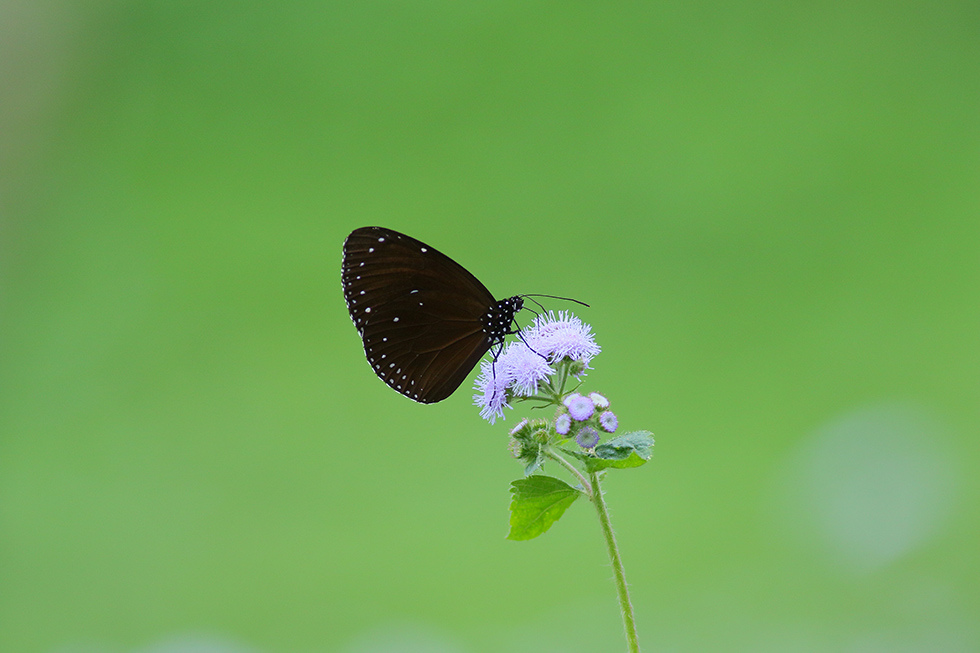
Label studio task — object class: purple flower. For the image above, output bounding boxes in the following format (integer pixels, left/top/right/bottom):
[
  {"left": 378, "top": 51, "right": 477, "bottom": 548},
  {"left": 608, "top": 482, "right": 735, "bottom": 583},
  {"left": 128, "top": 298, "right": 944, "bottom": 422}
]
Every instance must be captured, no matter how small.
[
  {"left": 589, "top": 392, "right": 610, "bottom": 408},
  {"left": 499, "top": 341, "right": 555, "bottom": 397},
  {"left": 473, "top": 341, "right": 557, "bottom": 422},
  {"left": 599, "top": 411, "right": 618, "bottom": 433},
  {"left": 473, "top": 359, "right": 512, "bottom": 424},
  {"left": 563, "top": 393, "right": 595, "bottom": 421},
  {"left": 472, "top": 311, "right": 602, "bottom": 423},
  {"left": 510, "top": 418, "right": 529, "bottom": 436},
  {"left": 555, "top": 413, "right": 571, "bottom": 435},
  {"left": 524, "top": 311, "right": 600, "bottom": 365},
  {"left": 576, "top": 426, "right": 600, "bottom": 449}
]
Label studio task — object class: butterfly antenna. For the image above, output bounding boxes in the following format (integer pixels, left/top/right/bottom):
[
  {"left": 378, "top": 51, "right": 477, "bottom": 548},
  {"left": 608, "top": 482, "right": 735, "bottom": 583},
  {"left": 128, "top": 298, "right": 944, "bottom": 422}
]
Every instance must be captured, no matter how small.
[
  {"left": 521, "top": 293, "right": 590, "bottom": 308},
  {"left": 522, "top": 296, "right": 548, "bottom": 314}
]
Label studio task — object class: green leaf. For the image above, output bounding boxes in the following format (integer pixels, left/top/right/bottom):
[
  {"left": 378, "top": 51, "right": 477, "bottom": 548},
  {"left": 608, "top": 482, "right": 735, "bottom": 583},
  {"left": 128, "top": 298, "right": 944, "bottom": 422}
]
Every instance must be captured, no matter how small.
[
  {"left": 586, "top": 431, "right": 655, "bottom": 472},
  {"left": 507, "top": 475, "right": 581, "bottom": 541}
]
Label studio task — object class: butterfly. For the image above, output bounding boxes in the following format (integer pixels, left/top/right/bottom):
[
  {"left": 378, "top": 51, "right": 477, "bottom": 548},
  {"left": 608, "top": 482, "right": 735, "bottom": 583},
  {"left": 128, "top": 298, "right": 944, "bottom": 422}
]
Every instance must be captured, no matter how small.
[{"left": 341, "top": 226, "right": 524, "bottom": 403}]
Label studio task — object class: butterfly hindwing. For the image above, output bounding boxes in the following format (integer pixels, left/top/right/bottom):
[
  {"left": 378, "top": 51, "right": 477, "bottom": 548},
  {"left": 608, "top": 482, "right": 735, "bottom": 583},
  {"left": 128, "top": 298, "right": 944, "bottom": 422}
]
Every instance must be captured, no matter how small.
[{"left": 341, "top": 226, "right": 504, "bottom": 403}]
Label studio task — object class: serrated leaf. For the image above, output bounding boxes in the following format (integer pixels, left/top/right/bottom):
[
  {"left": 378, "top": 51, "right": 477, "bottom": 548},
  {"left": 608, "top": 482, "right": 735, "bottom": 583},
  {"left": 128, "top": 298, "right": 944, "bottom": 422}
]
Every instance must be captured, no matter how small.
[
  {"left": 507, "top": 475, "right": 581, "bottom": 541},
  {"left": 586, "top": 431, "right": 655, "bottom": 472}
]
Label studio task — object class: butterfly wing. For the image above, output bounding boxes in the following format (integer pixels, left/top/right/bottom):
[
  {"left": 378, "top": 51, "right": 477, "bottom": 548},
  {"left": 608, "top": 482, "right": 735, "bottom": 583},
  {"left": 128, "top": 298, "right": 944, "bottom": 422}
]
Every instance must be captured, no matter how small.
[{"left": 341, "top": 226, "right": 498, "bottom": 403}]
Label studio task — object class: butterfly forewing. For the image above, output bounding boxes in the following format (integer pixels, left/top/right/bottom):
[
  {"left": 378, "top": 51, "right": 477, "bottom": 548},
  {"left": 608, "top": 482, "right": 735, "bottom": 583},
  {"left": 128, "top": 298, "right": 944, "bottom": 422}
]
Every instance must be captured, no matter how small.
[{"left": 342, "top": 226, "right": 504, "bottom": 403}]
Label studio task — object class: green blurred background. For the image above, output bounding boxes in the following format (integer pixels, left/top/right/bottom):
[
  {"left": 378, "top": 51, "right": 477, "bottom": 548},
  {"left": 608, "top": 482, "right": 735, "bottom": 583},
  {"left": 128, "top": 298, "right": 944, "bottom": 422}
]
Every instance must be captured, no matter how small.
[{"left": 2, "top": 2, "right": 978, "bottom": 652}]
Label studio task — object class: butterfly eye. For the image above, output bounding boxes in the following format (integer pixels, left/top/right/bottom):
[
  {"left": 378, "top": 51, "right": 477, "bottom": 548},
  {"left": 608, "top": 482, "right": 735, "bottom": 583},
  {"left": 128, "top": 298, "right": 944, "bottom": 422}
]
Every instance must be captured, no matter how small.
[{"left": 342, "top": 227, "right": 521, "bottom": 403}]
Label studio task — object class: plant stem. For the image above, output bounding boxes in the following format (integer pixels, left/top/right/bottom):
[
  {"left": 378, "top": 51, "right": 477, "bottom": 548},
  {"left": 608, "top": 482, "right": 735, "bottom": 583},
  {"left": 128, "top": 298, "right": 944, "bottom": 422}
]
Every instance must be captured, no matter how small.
[
  {"left": 590, "top": 471, "right": 640, "bottom": 652},
  {"left": 543, "top": 448, "right": 592, "bottom": 495}
]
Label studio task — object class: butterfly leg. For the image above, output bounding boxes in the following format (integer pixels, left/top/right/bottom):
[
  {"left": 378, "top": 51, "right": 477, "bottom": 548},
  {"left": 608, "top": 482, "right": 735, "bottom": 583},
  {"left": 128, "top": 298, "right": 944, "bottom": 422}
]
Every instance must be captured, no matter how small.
[{"left": 513, "top": 327, "right": 547, "bottom": 360}]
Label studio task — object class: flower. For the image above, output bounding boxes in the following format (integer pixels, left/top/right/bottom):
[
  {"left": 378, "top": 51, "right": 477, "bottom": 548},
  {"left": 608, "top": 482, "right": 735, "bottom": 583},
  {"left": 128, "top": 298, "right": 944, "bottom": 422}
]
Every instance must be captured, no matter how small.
[
  {"left": 472, "top": 311, "right": 601, "bottom": 423},
  {"left": 473, "top": 358, "right": 512, "bottom": 424},
  {"left": 563, "top": 393, "right": 595, "bottom": 421},
  {"left": 509, "top": 418, "right": 529, "bottom": 436},
  {"left": 523, "top": 311, "right": 600, "bottom": 365},
  {"left": 599, "top": 411, "right": 618, "bottom": 433},
  {"left": 500, "top": 341, "right": 555, "bottom": 397},
  {"left": 576, "top": 426, "right": 600, "bottom": 449},
  {"left": 555, "top": 413, "right": 571, "bottom": 435},
  {"left": 589, "top": 392, "right": 610, "bottom": 408}
]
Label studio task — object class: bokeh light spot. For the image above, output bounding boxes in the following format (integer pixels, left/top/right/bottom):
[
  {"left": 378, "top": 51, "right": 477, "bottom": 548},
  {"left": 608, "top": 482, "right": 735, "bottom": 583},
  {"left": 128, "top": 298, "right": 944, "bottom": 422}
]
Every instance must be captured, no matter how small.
[{"left": 772, "top": 403, "right": 958, "bottom": 572}]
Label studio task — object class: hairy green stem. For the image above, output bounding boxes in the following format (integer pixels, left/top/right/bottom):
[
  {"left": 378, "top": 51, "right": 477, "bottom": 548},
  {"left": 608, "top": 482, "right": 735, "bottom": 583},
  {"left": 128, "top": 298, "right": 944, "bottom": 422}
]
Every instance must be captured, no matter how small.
[
  {"left": 590, "top": 471, "right": 640, "bottom": 652},
  {"left": 543, "top": 448, "right": 592, "bottom": 495}
]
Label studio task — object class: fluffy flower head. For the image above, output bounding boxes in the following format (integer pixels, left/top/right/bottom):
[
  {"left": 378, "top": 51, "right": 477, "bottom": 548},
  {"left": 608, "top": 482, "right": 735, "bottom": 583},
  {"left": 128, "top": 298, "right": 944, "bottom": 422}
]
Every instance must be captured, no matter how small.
[
  {"left": 576, "top": 426, "right": 600, "bottom": 449},
  {"left": 563, "top": 393, "right": 595, "bottom": 421},
  {"left": 555, "top": 413, "right": 571, "bottom": 435},
  {"left": 473, "top": 359, "right": 512, "bottom": 424},
  {"left": 524, "top": 311, "right": 600, "bottom": 364},
  {"left": 599, "top": 411, "right": 618, "bottom": 433},
  {"left": 472, "top": 310, "right": 600, "bottom": 423},
  {"left": 499, "top": 341, "right": 555, "bottom": 397}
]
